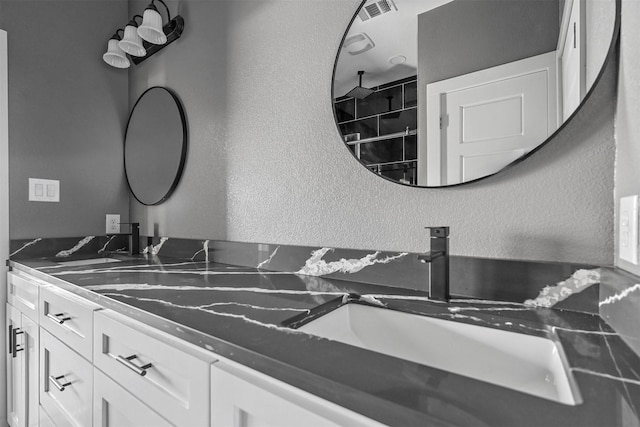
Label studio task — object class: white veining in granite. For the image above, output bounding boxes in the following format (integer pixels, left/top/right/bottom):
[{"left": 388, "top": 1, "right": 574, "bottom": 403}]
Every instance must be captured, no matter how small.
[
  {"left": 599, "top": 322, "right": 637, "bottom": 406},
  {"left": 449, "top": 306, "right": 531, "bottom": 313},
  {"left": 191, "top": 240, "right": 210, "bottom": 262},
  {"left": 297, "top": 248, "right": 409, "bottom": 276},
  {"left": 51, "top": 268, "right": 294, "bottom": 276},
  {"left": 257, "top": 246, "right": 280, "bottom": 269},
  {"left": 10, "top": 238, "right": 42, "bottom": 257},
  {"left": 55, "top": 236, "right": 95, "bottom": 257},
  {"left": 143, "top": 237, "right": 169, "bottom": 255},
  {"left": 571, "top": 368, "right": 640, "bottom": 386},
  {"left": 599, "top": 283, "right": 640, "bottom": 306},
  {"left": 98, "top": 236, "right": 117, "bottom": 253},
  {"left": 199, "top": 302, "right": 309, "bottom": 312},
  {"left": 524, "top": 269, "right": 601, "bottom": 307},
  {"left": 85, "top": 282, "right": 346, "bottom": 297},
  {"left": 101, "top": 293, "right": 315, "bottom": 334}
]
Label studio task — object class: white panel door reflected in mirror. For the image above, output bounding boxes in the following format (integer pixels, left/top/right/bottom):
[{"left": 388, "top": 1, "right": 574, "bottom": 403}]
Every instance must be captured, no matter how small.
[{"left": 332, "top": 0, "right": 619, "bottom": 187}]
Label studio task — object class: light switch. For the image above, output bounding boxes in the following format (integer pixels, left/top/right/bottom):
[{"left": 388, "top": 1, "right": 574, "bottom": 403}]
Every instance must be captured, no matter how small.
[
  {"left": 29, "top": 178, "right": 59, "bottom": 202},
  {"left": 619, "top": 195, "right": 638, "bottom": 264}
]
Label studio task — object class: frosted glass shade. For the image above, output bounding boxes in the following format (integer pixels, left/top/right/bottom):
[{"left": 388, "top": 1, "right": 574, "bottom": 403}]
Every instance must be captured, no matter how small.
[
  {"left": 137, "top": 8, "right": 167, "bottom": 45},
  {"left": 119, "top": 24, "right": 146, "bottom": 57},
  {"left": 103, "top": 39, "right": 130, "bottom": 68}
]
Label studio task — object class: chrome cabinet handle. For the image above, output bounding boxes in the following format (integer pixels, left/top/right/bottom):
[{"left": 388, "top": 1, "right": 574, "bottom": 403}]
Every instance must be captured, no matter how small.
[
  {"left": 8, "top": 325, "right": 12, "bottom": 355},
  {"left": 46, "top": 312, "right": 72, "bottom": 324},
  {"left": 48, "top": 375, "right": 72, "bottom": 392},
  {"left": 116, "top": 354, "right": 153, "bottom": 376}
]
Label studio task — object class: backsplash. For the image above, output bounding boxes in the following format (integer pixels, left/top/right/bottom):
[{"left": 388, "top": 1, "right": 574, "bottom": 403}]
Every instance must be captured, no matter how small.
[
  {"left": 9, "top": 235, "right": 640, "bottom": 357},
  {"left": 9, "top": 235, "right": 130, "bottom": 259}
]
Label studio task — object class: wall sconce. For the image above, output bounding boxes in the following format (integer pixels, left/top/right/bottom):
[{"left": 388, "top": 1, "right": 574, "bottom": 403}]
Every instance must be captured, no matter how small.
[{"left": 103, "top": 0, "right": 184, "bottom": 68}]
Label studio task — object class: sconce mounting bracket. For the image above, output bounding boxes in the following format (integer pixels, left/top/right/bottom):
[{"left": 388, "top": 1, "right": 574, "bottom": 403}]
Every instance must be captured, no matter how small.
[{"left": 131, "top": 15, "right": 185, "bottom": 65}]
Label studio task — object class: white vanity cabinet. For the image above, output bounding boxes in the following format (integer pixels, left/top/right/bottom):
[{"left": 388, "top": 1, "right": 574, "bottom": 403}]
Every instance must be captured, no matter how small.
[
  {"left": 93, "top": 309, "right": 215, "bottom": 427},
  {"left": 6, "top": 270, "right": 44, "bottom": 427},
  {"left": 6, "top": 266, "right": 384, "bottom": 427},
  {"left": 39, "top": 328, "right": 93, "bottom": 427},
  {"left": 38, "top": 283, "right": 102, "bottom": 426},
  {"left": 210, "top": 359, "right": 384, "bottom": 427},
  {"left": 93, "top": 368, "right": 173, "bottom": 427}
]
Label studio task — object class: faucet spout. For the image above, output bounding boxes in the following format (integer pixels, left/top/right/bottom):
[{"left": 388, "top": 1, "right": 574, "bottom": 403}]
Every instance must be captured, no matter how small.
[{"left": 418, "top": 227, "right": 450, "bottom": 302}]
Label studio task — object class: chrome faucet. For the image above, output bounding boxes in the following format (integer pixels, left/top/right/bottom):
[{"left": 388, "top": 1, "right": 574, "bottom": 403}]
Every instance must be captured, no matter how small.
[
  {"left": 417, "top": 227, "right": 450, "bottom": 302},
  {"left": 119, "top": 222, "right": 140, "bottom": 255}
]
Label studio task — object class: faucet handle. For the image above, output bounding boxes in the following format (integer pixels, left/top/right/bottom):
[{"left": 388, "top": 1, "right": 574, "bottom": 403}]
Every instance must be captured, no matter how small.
[{"left": 426, "top": 226, "right": 449, "bottom": 238}]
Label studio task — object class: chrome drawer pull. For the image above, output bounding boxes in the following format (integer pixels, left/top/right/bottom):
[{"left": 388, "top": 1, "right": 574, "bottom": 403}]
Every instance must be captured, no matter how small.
[
  {"left": 116, "top": 354, "right": 153, "bottom": 376},
  {"left": 47, "top": 312, "right": 72, "bottom": 324},
  {"left": 49, "top": 375, "right": 72, "bottom": 392}
]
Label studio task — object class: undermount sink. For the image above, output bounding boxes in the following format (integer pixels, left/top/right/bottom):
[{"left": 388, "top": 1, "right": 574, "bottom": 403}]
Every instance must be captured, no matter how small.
[
  {"left": 298, "top": 303, "right": 581, "bottom": 405},
  {"left": 56, "top": 257, "right": 122, "bottom": 267}
]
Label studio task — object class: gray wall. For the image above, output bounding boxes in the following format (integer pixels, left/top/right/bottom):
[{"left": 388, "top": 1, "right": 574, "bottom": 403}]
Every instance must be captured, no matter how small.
[
  {"left": 0, "top": 0, "right": 130, "bottom": 239},
  {"left": 417, "top": 0, "right": 560, "bottom": 85},
  {"left": 615, "top": 0, "right": 640, "bottom": 276},
  {"left": 129, "top": 0, "right": 615, "bottom": 266}
]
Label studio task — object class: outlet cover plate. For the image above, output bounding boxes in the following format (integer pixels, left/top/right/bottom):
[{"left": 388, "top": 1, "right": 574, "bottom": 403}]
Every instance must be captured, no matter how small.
[
  {"left": 619, "top": 195, "right": 638, "bottom": 264},
  {"left": 106, "top": 214, "right": 120, "bottom": 234}
]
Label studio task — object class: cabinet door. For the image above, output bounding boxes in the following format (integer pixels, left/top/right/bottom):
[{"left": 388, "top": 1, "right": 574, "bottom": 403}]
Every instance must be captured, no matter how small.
[
  {"left": 6, "top": 303, "right": 40, "bottom": 427},
  {"left": 40, "top": 328, "right": 92, "bottom": 427},
  {"left": 93, "top": 368, "right": 173, "bottom": 427},
  {"left": 211, "top": 362, "right": 383, "bottom": 427},
  {"left": 21, "top": 315, "right": 39, "bottom": 427},
  {"left": 6, "top": 303, "right": 24, "bottom": 427}
]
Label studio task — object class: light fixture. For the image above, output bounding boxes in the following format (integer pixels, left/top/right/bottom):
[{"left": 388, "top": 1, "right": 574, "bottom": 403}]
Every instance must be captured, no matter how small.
[
  {"left": 119, "top": 15, "right": 146, "bottom": 57},
  {"left": 103, "top": 0, "right": 184, "bottom": 68},
  {"left": 138, "top": 0, "right": 169, "bottom": 45},
  {"left": 103, "top": 29, "right": 131, "bottom": 69}
]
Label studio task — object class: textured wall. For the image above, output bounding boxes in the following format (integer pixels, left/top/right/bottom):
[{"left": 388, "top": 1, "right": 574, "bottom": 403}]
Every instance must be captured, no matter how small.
[
  {"left": 129, "top": 0, "right": 616, "bottom": 266},
  {"left": 1, "top": 0, "right": 130, "bottom": 239},
  {"left": 615, "top": 0, "right": 640, "bottom": 276}
]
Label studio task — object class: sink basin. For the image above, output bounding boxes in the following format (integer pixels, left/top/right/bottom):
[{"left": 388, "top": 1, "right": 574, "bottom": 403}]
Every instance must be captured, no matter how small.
[
  {"left": 298, "top": 303, "right": 581, "bottom": 405},
  {"left": 56, "top": 257, "right": 122, "bottom": 267}
]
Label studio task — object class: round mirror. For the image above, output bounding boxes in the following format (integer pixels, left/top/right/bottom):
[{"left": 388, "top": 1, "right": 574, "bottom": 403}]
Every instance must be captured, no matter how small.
[
  {"left": 124, "top": 86, "right": 188, "bottom": 205},
  {"left": 333, "top": 0, "right": 619, "bottom": 187}
]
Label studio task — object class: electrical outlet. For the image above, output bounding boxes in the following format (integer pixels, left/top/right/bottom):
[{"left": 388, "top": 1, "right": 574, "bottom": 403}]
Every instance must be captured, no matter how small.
[
  {"left": 619, "top": 196, "right": 638, "bottom": 264},
  {"left": 106, "top": 214, "right": 120, "bottom": 234}
]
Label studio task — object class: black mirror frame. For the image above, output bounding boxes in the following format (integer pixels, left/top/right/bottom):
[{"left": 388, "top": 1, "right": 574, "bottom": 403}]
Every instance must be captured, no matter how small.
[
  {"left": 124, "top": 86, "right": 188, "bottom": 205},
  {"left": 331, "top": 0, "right": 621, "bottom": 188}
]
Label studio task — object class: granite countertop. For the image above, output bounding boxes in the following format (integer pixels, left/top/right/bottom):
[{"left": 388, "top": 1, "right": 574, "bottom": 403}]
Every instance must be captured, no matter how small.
[{"left": 10, "top": 252, "right": 640, "bottom": 427}]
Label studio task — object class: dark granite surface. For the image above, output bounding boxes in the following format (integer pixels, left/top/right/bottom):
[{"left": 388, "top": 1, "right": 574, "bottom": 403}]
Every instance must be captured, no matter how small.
[{"left": 8, "top": 237, "right": 640, "bottom": 426}]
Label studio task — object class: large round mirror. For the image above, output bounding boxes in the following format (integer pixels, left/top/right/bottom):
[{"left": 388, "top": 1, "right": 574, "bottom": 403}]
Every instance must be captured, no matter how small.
[
  {"left": 125, "top": 87, "right": 188, "bottom": 205},
  {"left": 333, "top": 0, "right": 619, "bottom": 187}
]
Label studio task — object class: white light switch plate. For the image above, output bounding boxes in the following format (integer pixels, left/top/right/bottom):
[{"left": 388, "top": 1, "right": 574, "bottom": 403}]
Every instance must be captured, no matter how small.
[
  {"left": 620, "top": 195, "right": 638, "bottom": 264},
  {"left": 28, "top": 178, "right": 59, "bottom": 202}
]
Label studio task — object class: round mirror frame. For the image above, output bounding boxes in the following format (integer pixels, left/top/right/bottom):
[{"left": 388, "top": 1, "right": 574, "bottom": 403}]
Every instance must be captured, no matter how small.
[
  {"left": 332, "top": 0, "right": 621, "bottom": 188},
  {"left": 124, "top": 86, "right": 188, "bottom": 205}
]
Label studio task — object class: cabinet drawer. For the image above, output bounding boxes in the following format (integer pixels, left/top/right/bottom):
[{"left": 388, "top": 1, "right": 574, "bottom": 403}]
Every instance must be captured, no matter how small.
[
  {"left": 40, "top": 328, "right": 93, "bottom": 427},
  {"left": 93, "top": 368, "right": 173, "bottom": 427},
  {"left": 8, "top": 270, "right": 45, "bottom": 322},
  {"left": 39, "top": 285, "right": 101, "bottom": 361},
  {"left": 94, "top": 309, "right": 214, "bottom": 427},
  {"left": 211, "top": 361, "right": 385, "bottom": 427},
  {"left": 39, "top": 405, "right": 56, "bottom": 427}
]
